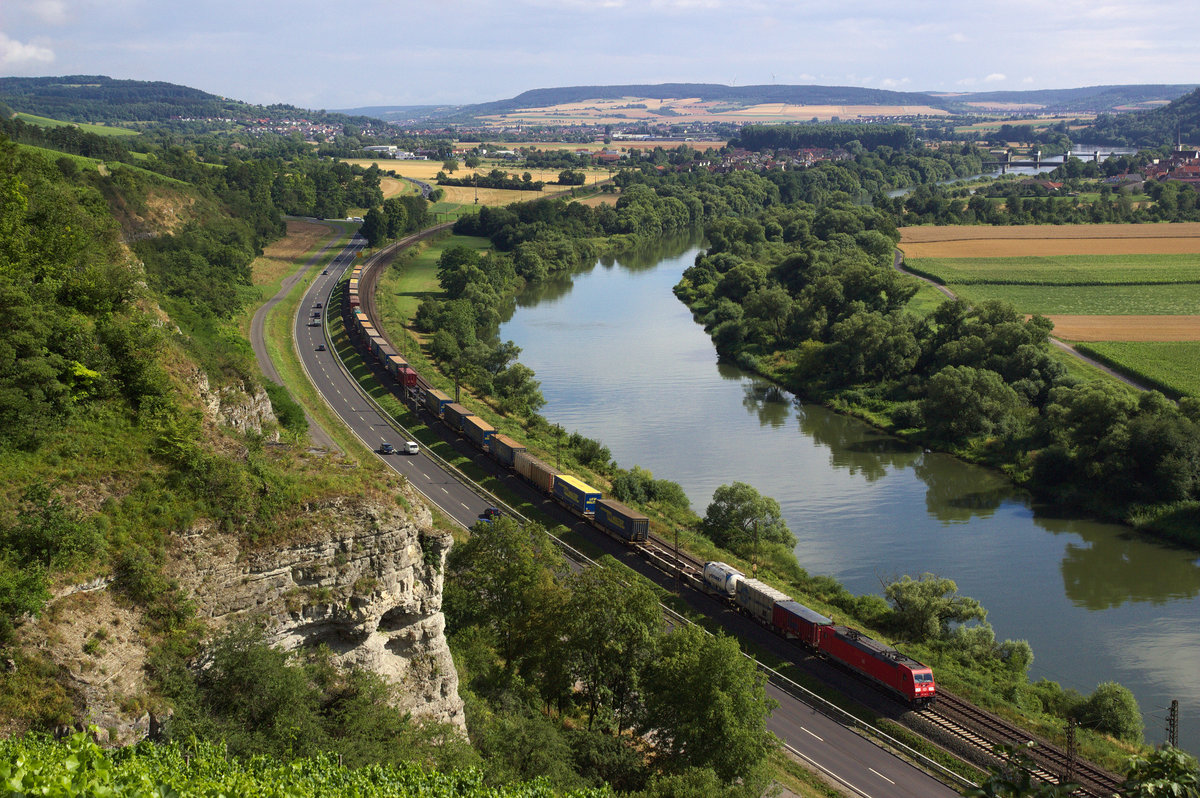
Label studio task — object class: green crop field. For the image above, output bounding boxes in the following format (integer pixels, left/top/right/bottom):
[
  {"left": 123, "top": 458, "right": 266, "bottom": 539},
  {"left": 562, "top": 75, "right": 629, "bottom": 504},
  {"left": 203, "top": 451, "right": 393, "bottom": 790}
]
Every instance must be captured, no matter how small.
[
  {"left": 1075, "top": 341, "right": 1200, "bottom": 397},
  {"left": 907, "top": 254, "right": 1200, "bottom": 286},
  {"left": 14, "top": 112, "right": 142, "bottom": 137},
  {"left": 949, "top": 283, "right": 1200, "bottom": 315}
]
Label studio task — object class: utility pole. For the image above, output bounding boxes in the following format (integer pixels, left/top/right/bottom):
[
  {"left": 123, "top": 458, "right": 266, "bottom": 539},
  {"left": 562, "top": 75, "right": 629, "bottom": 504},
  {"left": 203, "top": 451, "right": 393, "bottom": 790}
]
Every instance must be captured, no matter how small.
[
  {"left": 1064, "top": 721, "right": 1077, "bottom": 785},
  {"left": 1168, "top": 699, "right": 1180, "bottom": 747}
]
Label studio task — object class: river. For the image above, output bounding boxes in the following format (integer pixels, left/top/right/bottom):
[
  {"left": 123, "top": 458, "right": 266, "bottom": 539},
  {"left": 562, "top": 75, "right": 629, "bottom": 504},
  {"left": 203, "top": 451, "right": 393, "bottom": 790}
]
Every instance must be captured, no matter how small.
[{"left": 497, "top": 233, "right": 1200, "bottom": 751}]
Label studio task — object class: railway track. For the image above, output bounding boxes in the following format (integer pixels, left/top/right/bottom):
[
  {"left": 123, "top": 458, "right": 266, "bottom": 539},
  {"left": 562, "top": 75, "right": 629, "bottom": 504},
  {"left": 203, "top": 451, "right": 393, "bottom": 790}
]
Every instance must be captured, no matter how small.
[
  {"left": 927, "top": 693, "right": 1124, "bottom": 797},
  {"left": 351, "top": 226, "right": 1129, "bottom": 798}
]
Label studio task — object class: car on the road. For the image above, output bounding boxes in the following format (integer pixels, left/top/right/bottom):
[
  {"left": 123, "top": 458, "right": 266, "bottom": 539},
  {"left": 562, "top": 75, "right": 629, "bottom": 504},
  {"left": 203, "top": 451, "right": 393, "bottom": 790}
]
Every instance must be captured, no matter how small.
[
  {"left": 307, "top": 320, "right": 320, "bottom": 327},
  {"left": 378, "top": 443, "right": 395, "bottom": 455},
  {"left": 316, "top": 344, "right": 326, "bottom": 351},
  {"left": 321, "top": 269, "right": 328, "bottom": 275},
  {"left": 477, "top": 507, "right": 502, "bottom": 523},
  {"left": 314, "top": 302, "right": 323, "bottom": 309},
  {"left": 404, "top": 441, "right": 419, "bottom": 455}
]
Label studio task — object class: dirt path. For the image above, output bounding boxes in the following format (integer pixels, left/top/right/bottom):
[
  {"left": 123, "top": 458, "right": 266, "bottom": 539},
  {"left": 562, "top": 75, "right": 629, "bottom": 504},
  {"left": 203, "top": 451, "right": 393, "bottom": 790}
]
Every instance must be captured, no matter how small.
[{"left": 892, "top": 249, "right": 1147, "bottom": 391}]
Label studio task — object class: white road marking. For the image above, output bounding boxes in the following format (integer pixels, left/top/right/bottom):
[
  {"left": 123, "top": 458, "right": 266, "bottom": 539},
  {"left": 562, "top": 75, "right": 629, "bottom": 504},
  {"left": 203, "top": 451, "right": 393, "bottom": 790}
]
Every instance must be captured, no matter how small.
[
  {"left": 868, "top": 768, "right": 894, "bottom": 785},
  {"left": 782, "top": 743, "right": 872, "bottom": 798},
  {"left": 801, "top": 727, "right": 824, "bottom": 742}
]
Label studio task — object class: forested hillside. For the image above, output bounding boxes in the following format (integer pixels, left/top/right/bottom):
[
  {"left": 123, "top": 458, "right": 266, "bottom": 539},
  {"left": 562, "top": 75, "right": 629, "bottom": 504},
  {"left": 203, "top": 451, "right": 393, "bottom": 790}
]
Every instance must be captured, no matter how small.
[{"left": 1079, "top": 87, "right": 1200, "bottom": 146}]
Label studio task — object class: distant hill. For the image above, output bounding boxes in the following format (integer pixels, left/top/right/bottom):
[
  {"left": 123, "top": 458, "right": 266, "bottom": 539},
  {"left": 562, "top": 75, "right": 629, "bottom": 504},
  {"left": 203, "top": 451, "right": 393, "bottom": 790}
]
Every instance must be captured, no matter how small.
[
  {"left": 1076, "top": 87, "right": 1200, "bottom": 147},
  {"left": 0, "top": 75, "right": 386, "bottom": 128},
  {"left": 939, "top": 84, "right": 1198, "bottom": 113},
  {"left": 356, "top": 83, "right": 1200, "bottom": 124}
]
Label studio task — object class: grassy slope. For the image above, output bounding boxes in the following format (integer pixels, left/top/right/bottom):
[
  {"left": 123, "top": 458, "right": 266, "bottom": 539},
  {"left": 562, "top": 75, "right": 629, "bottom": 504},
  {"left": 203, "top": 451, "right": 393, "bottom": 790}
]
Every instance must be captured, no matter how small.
[
  {"left": 908, "top": 253, "right": 1200, "bottom": 285},
  {"left": 1077, "top": 341, "right": 1200, "bottom": 397}
]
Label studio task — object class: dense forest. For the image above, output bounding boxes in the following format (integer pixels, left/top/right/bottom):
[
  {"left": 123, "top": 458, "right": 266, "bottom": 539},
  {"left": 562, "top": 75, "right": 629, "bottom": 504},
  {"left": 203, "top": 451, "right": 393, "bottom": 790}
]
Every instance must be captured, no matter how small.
[{"left": 1077, "top": 87, "right": 1200, "bottom": 146}]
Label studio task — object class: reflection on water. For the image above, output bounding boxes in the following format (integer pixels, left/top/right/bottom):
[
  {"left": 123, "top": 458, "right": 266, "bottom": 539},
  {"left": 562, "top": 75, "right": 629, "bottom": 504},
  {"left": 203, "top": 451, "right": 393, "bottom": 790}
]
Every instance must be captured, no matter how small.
[{"left": 497, "top": 233, "right": 1200, "bottom": 750}]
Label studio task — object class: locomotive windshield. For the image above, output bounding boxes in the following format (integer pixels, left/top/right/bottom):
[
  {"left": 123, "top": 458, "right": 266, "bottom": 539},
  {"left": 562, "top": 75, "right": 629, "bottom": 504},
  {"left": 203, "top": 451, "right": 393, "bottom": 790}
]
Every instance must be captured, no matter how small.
[{"left": 915, "top": 673, "right": 934, "bottom": 683}]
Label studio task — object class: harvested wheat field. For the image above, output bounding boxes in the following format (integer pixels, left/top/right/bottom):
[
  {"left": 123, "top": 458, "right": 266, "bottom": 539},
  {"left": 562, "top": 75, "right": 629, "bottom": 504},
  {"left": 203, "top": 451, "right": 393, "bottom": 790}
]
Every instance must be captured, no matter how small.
[
  {"left": 899, "top": 223, "right": 1200, "bottom": 258},
  {"left": 251, "top": 220, "right": 331, "bottom": 288},
  {"left": 1048, "top": 315, "right": 1200, "bottom": 341}
]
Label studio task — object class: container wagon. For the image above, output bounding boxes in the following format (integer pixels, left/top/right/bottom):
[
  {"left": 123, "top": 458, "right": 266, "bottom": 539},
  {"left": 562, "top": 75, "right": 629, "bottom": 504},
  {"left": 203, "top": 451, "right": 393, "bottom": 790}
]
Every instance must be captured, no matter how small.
[
  {"left": 553, "top": 474, "right": 601, "bottom": 515},
  {"left": 462, "top": 415, "right": 496, "bottom": 448},
  {"left": 385, "top": 355, "right": 418, "bottom": 387},
  {"left": 514, "top": 450, "right": 555, "bottom": 494},
  {"left": 735, "top": 578, "right": 792, "bottom": 626},
  {"left": 424, "top": 389, "right": 452, "bottom": 416},
  {"left": 488, "top": 434, "right": 526, "bottom": 467},
  {"left": 818, "top": 626, "right": 937, "bottom": 706},
  {"left": 773, "top": 601, "right": 832, "bottom": 648},
  {"left": 442, "top": 402, "right": 474, "bottom": 432},
  {"left": 592, "top": 498, "right": 649, "bottom": 543}
]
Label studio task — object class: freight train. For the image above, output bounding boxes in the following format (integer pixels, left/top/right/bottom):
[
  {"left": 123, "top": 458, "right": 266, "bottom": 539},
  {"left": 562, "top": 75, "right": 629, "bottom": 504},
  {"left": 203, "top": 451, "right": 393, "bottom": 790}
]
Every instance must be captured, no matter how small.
[
  {"left": 703, "top": 562, "right": 937, "bottom": 706},
  {"left": 343, "top": 270, "right": 934, "bottom": 707}
]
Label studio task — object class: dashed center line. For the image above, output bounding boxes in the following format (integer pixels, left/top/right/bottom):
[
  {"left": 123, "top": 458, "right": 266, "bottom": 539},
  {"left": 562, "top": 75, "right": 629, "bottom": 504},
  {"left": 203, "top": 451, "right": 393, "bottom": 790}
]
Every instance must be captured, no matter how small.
[
  {"left": 867, "top": 768, "right": 893, "bottom": 785},
  {"left": 801, "top": 727, "right": 823, "bottom": 742}
]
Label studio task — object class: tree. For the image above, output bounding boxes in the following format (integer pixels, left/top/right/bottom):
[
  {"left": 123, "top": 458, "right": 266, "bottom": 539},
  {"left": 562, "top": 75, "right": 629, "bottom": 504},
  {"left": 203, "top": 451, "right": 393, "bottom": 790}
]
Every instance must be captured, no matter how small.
[
  {"left": 443, "top": 518, "right": 567, "bottom": 671},
  {"left": 921, "top": 365, "right": 1024, "bottom": 441},
  {"left": 700, "top": 482, "right": 794, "bottom": 554},
  {"left": 442, "top": 158, "right": 459, "bottom": 173},
  {"left": 1124, "top": 745, "right": 1200, "bottom": 798},
  {"left": 884, "top": 573, "right": 987, "bottom": 642},
  {"left": 566, "top": 562, "right": 662, "bottom": 733},
  {"left": 640, "top": 623, "right": 776, "bottom": 782}
]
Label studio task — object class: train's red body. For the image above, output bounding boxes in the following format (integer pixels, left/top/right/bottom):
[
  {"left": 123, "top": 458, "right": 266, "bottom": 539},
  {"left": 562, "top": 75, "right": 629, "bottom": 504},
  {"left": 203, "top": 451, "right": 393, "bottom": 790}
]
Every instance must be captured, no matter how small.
[{"left": 818, "top": 626, "right": 936, "bottom": 706}]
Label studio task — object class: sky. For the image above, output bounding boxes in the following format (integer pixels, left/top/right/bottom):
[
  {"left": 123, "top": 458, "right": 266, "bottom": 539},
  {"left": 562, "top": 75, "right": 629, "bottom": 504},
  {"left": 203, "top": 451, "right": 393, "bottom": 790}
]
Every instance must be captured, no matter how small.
[{"left": 2, "top": 0, "right": 1199, "bottom": 110}]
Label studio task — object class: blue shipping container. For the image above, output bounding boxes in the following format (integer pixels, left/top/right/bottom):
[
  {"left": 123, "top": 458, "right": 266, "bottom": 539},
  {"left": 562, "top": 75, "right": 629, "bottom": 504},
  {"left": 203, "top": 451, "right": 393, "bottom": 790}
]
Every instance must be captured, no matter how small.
[
  {"left": 553, "top": 474, "right": 601, "bottom": 515},
  {"left": 593, "top": 498, "right": 648, "bottom": 542}
]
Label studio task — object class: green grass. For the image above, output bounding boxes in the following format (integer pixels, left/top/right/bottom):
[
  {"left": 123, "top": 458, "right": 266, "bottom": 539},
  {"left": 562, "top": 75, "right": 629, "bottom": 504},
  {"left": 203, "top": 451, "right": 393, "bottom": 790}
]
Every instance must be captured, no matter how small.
[
  {"left": 949, "top": 282, "right": 1200, "bottom": 315},
  {"left": 1074, "top": 341, "right": 1200, "bottom": 397},
  {"left": 14, "top": 112, "right": 142, "bottom": 137},
  {"left": 377, "top": 233, "right": 491, "bottom": 323},
  {"left": 907, "top": 254, "right": 1200, "bottom": 286}
]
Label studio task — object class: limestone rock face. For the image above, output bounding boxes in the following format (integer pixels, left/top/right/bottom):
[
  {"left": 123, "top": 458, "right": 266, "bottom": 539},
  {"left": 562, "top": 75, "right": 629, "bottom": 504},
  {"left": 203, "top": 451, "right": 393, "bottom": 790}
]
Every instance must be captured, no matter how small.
[
  {"left": 173, "top": 496, "right": 465, "bottom": 731},
  {"left": 191, "top": 367, "right": 278, "bottom": 437},
  {"left": 25, "top": 494, "right": 465, "bottom": 745}
]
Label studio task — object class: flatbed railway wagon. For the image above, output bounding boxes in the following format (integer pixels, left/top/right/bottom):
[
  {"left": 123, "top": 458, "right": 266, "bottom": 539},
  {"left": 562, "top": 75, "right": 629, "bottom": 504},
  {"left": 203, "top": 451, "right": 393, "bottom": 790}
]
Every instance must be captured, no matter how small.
[
  {"left": 592, "top": 498, "right": 649, "bottom": 543},
  {"left": 384, "top": 354, "right": 418, "bottom": 388},
  {"left": 818, "top": 626, "right": 937, "bottom": 706}
]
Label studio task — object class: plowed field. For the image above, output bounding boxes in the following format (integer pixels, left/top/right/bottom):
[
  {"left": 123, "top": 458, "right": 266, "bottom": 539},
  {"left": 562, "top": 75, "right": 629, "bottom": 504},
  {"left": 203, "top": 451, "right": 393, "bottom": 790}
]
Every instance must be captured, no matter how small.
[
  {"left": 899, "top": 223, "right": 1200, "bottom": 258},
  {"left": 1047, "top": 315, "right": 1200, "bottom": 341}
]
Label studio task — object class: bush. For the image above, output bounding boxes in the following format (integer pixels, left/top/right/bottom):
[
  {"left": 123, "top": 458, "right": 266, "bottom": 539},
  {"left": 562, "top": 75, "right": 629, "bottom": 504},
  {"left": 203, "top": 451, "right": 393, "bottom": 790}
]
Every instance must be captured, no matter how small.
[{"left": 1073, "top": 681, "right": 1143, "bottom": 743}]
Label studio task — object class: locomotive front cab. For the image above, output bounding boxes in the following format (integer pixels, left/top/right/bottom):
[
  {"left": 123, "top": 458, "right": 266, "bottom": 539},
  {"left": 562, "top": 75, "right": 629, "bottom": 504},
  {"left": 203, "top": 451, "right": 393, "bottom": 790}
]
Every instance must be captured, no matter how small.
[{"left": 911, "top": 669, "right": 936, "bottom": 706}]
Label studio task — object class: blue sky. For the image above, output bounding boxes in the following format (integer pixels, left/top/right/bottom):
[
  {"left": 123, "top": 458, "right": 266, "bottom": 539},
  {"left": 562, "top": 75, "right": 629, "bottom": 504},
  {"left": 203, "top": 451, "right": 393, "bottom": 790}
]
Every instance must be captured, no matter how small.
[{"left": 2, "top": 0, "right": 1198, "bottom": 108}]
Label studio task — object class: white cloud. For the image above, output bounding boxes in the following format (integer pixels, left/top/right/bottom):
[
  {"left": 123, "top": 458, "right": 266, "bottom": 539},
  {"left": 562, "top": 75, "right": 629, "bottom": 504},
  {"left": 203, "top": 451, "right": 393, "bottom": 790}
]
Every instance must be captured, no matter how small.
[
  {"left": 949, "top": 32, "right": 968, "bottom": 43},
  {"left": 880, "top": 77, "right": 911, "bottom": 88},
  {"left": 0, "top": 31, "right": 55, "bottom": 68},
  {"left": 984, "top": 73, "right": 1007, "bottom": 82},
  {"left": 30, "top": 0, "right": 68, "bottom": 24}
]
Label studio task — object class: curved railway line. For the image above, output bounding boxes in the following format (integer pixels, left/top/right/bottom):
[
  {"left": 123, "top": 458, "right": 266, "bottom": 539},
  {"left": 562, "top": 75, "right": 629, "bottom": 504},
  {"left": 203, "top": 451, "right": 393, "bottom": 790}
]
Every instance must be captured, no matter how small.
[{"left": 350, "top": 224, "right": 1128, "bottom": 798}]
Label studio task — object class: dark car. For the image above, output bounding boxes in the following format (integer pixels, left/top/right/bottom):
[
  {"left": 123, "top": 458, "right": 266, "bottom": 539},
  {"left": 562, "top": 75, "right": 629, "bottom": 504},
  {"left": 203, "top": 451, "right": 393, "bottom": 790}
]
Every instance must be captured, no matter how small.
[
  {"left": 316, "top": 344, "right": 326, "bottom": 352},
  {"left": 478, "top": 507, "right": 502, "bottom": 523},
  {"left": 378, "top": 443, "right": 395, "bottom": 455},
  {"left": 314, "top": 302, "right": 323, "bottom": 309},
  {"left": 321, "top": 269, "right": 328, "bottom": 275}
]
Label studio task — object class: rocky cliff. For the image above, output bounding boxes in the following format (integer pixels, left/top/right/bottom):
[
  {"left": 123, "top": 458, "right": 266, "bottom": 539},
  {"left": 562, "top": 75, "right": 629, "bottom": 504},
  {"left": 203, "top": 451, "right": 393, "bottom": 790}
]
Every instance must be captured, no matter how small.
[
  {"left": 25, "top": 492, "right": 464, "bottom": 744},
  {"left": 174, "top": 495, "right": 465, "bottom": 731}
]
